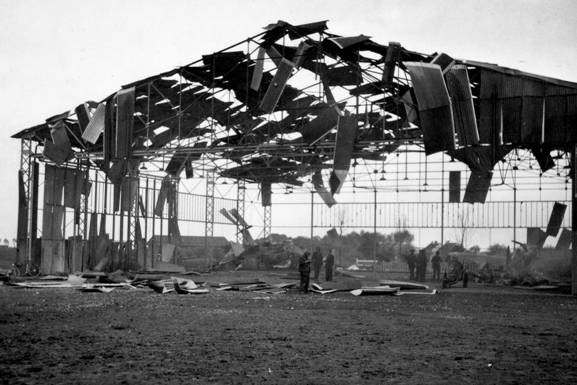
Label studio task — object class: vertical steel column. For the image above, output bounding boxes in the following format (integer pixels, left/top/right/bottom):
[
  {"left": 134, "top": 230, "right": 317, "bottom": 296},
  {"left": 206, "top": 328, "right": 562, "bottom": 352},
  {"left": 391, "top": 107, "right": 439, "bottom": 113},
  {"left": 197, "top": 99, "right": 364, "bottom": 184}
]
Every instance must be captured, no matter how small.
[
  {"left": 263, "top": 205, "right": 271, "bottom": 238},
  {"left": 373, "top": 188, "right": 377, "bottom": 260},
  {"left": 441, "top": 153, "right": 445, "bottom": 246},
  {"left": 236, "top": 180, "right": 246, "bottom": 244},
  {"left": 571, "top": 145, "right": 577, "bottom": 297},
  {"left": 310, "top": 191, "right": 314, "bottom": 252},
  {"left": 204, "top": 170, "right": 215, "bottom": 246},
  {"left": 18, "top": 138, "right": 33, "bottom": 263},
  {"left": 127, "top": 166, "right": 139, "bottom": 269}
]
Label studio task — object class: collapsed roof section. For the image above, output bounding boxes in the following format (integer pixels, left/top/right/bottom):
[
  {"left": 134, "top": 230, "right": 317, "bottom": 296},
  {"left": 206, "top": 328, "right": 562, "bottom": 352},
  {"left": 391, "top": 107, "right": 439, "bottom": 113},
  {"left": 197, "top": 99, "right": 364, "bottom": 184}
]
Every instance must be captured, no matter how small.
[{"left": 12, "top": 20, "right": 577, "bottom": 205}]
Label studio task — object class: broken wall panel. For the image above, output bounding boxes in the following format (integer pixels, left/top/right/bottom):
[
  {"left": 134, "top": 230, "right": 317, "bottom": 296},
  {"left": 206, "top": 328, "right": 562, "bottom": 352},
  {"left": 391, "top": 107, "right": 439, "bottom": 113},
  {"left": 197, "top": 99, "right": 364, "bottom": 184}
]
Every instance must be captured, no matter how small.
[
  {"left": 41, "top": 165, "right": 66, "bottom": 274},
  {"left": 405, "top": 62, "right": 455, "bottom": 154},
  {"left": 75, "top": 103, "right": 91, "bottom": 132},
  {"left": 312, "top": 171, "right": 336, "bottom": 207},
  {"left": 299, "top": 106, "right": 341, "bottom": 143},
  {"left": 555, "top": 228, "right": 572, "bottom": 250},
  {"left": 546, "top": 202, "right": 567, "bottom": 237},
  {"left": 82, "top": 102, "right": 106, "bottom": 144},
  {"left": 382, "top": 42, "right": 401, "bottom": 86},
  {"left": 259, "top": 58, "right": 295, "bottom": 113},
  {"left": 462, "top": 171, "right": 492, "bottom": 204},
  {"left": 448, "top": 171, "right": 461, "bottom": 203},
  {"left": 445, "top": 65, "right": 479, "bottom": 146},
  {"left": 250, "top": 47, "right": 265, "bottom": 91},
  {"left": 115, "top": 87, "right": 135, "bottom": 159},
  {"left": 330, "top": 115, "right": 357, "bottom": 194}
]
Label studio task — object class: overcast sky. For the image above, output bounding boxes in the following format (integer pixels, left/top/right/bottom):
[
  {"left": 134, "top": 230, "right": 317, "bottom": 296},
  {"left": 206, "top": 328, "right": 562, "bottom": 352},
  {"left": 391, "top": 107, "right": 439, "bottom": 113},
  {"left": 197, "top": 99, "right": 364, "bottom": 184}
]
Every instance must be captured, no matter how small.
[{"left": 0, "top": 0, "right": 576, "bottom": 241}]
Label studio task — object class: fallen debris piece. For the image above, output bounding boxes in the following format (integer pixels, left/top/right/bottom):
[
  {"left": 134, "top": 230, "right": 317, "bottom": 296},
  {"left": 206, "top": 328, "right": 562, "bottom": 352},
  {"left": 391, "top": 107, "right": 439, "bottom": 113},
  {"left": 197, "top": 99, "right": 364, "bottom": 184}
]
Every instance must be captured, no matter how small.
[
  {"left": 394, "top": 289, "right": 438, "bottom": 296},
  {"left": 173, "top": 277, "right": 209, "bottom": 294},
  {"left": 378, "top": 280, "right": 429, "bottom": 290},
  {"left": 148, "top": 280, "right": 175, "bottom": 294},
  {"left": 350, "top": 286, "right": 399, "bottom": 296},
  {"left": 310, "top": 283, "right": 338, "bottom": 294},
  {"left": 79, "top": 285, "right": 115, "bottom": 293}
]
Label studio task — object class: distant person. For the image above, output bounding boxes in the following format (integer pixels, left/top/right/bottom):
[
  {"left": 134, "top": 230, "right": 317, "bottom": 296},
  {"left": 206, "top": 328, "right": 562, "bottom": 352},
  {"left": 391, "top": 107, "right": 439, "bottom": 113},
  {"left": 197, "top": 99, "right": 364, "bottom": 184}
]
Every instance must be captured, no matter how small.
[
  {"left": 298, "top": 251, "right": 311, "bottom": 293},
  {"left": 417, "top": 249, "right": 428, "bottom": 282},
  {"left": 325, "top": 249, "right": 335, "bottom": 281},
  {"left": 431, "top": 251, "right": 442, "bottom": 281},
  {"left": 311, "top": 247, "right": 323, "bottom": 280},
  {"left": 405, "top": 249, "right": 416, "bottom": 280}
]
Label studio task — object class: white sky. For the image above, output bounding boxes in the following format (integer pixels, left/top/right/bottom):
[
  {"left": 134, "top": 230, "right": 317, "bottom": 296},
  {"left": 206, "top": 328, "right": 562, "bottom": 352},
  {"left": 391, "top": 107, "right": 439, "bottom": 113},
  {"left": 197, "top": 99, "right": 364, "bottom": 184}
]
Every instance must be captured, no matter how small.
[{"left": 0, "top": 0, "right": 576, "bottom": 241}]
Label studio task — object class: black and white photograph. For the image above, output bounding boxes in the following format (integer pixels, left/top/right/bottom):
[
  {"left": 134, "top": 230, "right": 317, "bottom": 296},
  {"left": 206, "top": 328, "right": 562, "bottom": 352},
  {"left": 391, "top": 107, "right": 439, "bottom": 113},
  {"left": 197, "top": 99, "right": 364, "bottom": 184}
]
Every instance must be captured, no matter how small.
[{"left": 1, "top": 1, "right": 577, "bottom": 383}]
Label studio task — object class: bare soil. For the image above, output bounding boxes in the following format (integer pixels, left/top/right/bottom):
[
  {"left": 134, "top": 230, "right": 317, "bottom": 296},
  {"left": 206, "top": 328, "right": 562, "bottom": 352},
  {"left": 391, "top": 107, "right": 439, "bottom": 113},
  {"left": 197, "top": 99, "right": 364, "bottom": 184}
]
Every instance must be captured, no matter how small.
[{"left": 1, "top": 271, "right": 576, "bottom": 385}]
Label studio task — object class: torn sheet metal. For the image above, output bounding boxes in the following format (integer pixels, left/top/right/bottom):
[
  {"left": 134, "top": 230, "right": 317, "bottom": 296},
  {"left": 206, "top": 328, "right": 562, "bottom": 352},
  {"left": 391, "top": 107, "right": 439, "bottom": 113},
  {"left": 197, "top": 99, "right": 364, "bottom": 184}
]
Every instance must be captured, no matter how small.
[
  {"left": 325, "top": 65, "right": 363, "bottom": 87},
  {"left": 312, "top": 171, "right": 336, "bottom": 207},
  {"left": 259, "top": 58, "right": 295, "bottom": 114},
  {"left": 382, "top": 42, "right": 401, "bottom": 87},
  {"left": 82, "top": 102, "right": 106, "bottom": 144},
  {"left": 250, "top": 47, "right": 265, "bottom": 91},
  {"left": 329, "top": 115, "right": 357, "bottom": 195},
  {"left": 115, "top": 87, "right": 135, "bottom": 159},
  {"left": 449, "top": 171, "right": 461, "bottom": 203},
  {"left": 43, "top": 120, "right": 73, "bottom": 165},
  {"left": 350, "top": 286, "right": 399, "bottom": 296},
  {"left": 462, "top": 170, "right": 492, "bottom": 204},
  {"left": 445, "top": 65, "right": 479, "bottom": 146},
  {"left": 75, "top": 103, "right": 91, "bottom": 132},
  {"left": 405, "top": 62, "right": 455, "bottom": 154},
  {"left": 299, "top": 105, "right": 342, "bottom": 144},
  {"left": 546, "top": 202, "right": 567, "bottom": 237},
  {"left": 430, "top": 53, "right": 455, "bottom": 73},
  {"left": 292, "top": 41, "right": 313, "bottom": 68},
  {"left": 63, "top": 168, "right": 88, "bottom": 209},
  {"left": 555, "top": 228, "right": 572, "bottom": 250}
]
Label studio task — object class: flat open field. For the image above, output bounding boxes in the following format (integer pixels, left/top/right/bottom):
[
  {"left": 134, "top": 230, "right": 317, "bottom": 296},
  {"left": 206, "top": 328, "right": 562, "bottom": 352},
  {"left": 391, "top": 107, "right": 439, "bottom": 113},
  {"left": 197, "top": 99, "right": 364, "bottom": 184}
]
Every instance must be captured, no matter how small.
[{"left": 1, "top": 271, "right": 576, "bottom": 385}]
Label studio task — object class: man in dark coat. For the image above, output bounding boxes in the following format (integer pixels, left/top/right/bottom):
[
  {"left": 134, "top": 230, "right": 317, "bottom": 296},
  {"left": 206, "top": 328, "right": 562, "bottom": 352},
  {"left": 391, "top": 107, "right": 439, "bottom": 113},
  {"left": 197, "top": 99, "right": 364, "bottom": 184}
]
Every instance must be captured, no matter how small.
[
  {"left": 325, "top": 249, "right": 335, "bottom": 282},
  {"left": 405, "top": 249, "right": 416, "bottom": 280},
  {"left": 298, "top": 251, "right": 311, "bottom": 293},
  {"left": 417, "top": 249, "right": 428, "bottom": 282},
  {"left": 431, "top": 251, "right": 442, "bottom": 281},
  {"left": 311, "top": 247, "right": 323, "bottom": 280}
]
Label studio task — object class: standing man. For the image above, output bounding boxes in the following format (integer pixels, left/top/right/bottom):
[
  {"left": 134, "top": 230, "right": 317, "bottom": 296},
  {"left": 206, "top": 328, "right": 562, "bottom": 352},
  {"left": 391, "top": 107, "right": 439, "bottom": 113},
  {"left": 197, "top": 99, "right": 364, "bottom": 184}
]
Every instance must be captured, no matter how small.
[
  {"left": 325, "top": 249, "right": 335, "bottom": 282},
  {"left": 405, "top": 249, "right": 416, "bottom": 280},
  {"left": 431, "top": 250, "right": 442, "bottom": 281},
  {"left": 417, "top": 249, "right": 428, "bottom": 282},
  {"left": 311, "top": 247, "right": 323, "bottom": 281},
  {"left": 298, "top": 251, "right": 311, "bottom": 293}
]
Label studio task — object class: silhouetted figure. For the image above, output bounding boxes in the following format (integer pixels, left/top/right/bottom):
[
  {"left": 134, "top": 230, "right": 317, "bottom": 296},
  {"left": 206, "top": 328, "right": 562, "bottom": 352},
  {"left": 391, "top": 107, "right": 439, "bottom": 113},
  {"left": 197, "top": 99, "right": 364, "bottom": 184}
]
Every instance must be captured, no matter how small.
[
  {"left": 311, "top": 247, "right": 323, "bottom": 280},
  {"left": 417, "top": 249, "right": 428, "bottom": 282},
  {"left": 325, "top": 249, "right": 335, "bottom": 282},
  {"left": 431, "top": 251, "right": 442, "bottom": 281},
  {"left": 298, "top": 251, "right": 311, "bottom": 293},
  {"left": 405, "top": 249, "right": 416, "bottom": 280}
]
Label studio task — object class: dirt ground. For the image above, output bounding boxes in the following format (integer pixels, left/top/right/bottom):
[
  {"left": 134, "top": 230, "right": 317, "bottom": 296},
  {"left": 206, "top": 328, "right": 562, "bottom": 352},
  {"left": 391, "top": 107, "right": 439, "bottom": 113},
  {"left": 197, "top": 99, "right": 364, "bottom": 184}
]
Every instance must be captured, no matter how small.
[{"left": 1, "top": 270, "right": 576, "bottom": 385}]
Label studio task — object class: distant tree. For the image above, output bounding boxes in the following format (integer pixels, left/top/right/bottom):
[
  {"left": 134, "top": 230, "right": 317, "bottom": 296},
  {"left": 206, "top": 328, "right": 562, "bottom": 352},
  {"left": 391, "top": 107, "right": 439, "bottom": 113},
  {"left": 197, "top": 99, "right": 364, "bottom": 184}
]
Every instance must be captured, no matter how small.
[
  {"left": 2, "top": 239, "right": 8, "bottom": 246},
  {"left": 487, "top": 243, "right": 509, "bottom": 256},
  {"left": 12, "top": 238, "right": 17, "bottom": 247},
  {"left": 469, "top": 245, "right": 481, "bottom": 254}
]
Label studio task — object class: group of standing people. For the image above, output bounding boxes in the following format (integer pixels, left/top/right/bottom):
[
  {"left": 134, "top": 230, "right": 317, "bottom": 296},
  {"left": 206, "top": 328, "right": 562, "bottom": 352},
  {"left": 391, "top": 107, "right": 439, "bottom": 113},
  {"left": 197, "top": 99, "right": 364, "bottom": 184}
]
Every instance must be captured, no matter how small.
[
  {"left": 298, "top": 247, "right": 335, "bottom": 293},
  {"left": 405, "top": 249, "right": 443, "bottom": 282}
]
